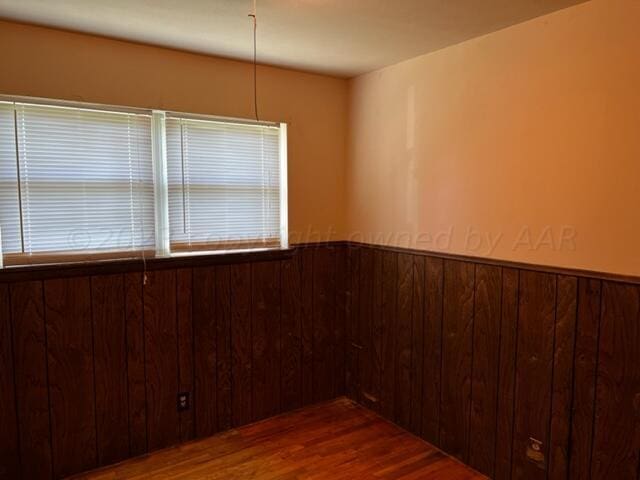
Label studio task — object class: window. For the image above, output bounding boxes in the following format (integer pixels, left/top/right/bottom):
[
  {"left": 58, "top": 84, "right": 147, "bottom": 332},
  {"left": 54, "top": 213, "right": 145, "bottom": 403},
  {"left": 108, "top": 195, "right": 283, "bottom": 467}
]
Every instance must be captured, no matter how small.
[{"left": 0, "top": 97, "right": 288, "bottom": 268}]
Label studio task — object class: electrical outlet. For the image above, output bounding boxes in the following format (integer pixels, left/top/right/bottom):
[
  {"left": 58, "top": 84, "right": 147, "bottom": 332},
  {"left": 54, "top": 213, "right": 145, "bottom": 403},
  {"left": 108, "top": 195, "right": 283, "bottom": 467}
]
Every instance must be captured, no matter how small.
[{"left": 177, "top": 392, "right": 190, "bottom": 412}]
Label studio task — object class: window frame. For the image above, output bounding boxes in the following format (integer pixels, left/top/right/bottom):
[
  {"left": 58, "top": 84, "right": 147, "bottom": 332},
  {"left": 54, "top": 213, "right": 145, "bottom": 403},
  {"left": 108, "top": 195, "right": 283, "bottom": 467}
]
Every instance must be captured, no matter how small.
[{"left": 0, "top": 95, "right": 289, "bottom": 269}]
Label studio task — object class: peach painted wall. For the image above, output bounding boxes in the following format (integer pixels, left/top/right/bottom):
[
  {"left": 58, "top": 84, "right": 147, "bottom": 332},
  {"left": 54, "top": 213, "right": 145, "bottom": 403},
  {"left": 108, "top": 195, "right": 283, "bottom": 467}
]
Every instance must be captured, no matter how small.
[
  {"left": 0, "top": 20, "right": 348, "bottom": 243},
  {"left": 347, "top": 0, "right": 640, "bottom": 276}
]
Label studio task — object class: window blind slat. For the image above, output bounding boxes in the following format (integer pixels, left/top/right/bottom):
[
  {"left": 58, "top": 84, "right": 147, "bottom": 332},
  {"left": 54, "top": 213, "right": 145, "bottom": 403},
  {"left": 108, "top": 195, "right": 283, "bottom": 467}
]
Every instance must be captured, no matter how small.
[{"left": 166, "top": 117, "right": 281, "bottom": 249}]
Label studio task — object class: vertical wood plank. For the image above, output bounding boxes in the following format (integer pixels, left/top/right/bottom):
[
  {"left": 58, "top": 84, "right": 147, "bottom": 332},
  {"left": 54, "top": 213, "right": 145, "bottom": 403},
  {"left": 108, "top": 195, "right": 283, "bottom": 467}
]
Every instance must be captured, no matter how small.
[
  {"left": 512, "top": 270, "right": 557, "bottom": 480},
  {"left": 45, "top": 276, "right": 97, "bottom": 478},
  {"left": 395, "top": 253, "right": 413, "bottom": 429},
  {"left": 345, "top": 246, "right": 360, "bottom": 401},
  {"left": 548, "top": 275, "right": 578, "bottom": 480},
  {"left": 231, "top": 263, "right": 252, "bottom": 426},
  {"left": 569, "top": 278, "right": 601, "bottom": 480},
  {"left": 143, "top": 270, "right": 180, "bottom": 451},
  {"left": 215, "top": 265, "right": 232, "bottom": 432},
  {"left": 252, "top": 261, "right": 281, "bottom": 421},
  {"left": 10, "top": 281, "right": 52, "bottom": 480},
  {"left": 192, "top": 267, "right": 217, "bottom": 437},
  {"left": 422, "top": 256, "right": 443, "bottom": 445},
  {"left": 469, "top": 264, "right": 502, "bottom": 477},
  {"left": 334, "top": 245, "right": 347, "bottom": 396},
  {"left": 281, "top": 254, "right": 302, "bottom": 411},
  {"left": 0, "top": 284, "right": 19, "bottom": 480},
  {"left": 177, "top": 268, "right": 194, "bottom": 441},
  {"left": 440, "top": 260, "right": 474, "bottom": 462},
  {"left": 300, "top": 248, "right": 314, "bottom": 406},
  {"left": 380, "top": 251, "right": 398, "bottom": 420},
  {"left": 358, "top": 248, "right": 375, "bottom": 408},
  {"left": 124, "top": 272, "right": 147, "bottom": 457},
  {"left": 591, "top": 282, "right": 640, "bottom": 480},
  {"left": 313, "top": 247, "right": 336, "bottom": 402},
  {"left": 410, "top": 255, "right": 425, "bottom": 435},
  {"left": 494, "top": 268, "right": 519, "bottom": 480},
  {"left": 91, "top": 274, "right": 129, "bottom": 467},
  {"left": 368, "top": 248, "right": 383, "bottom": 411}
]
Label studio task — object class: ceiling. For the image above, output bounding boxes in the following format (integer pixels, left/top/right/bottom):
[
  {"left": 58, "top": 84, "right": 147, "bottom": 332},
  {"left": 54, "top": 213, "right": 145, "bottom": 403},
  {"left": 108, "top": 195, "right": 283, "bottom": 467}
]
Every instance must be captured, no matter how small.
[{"left": 0, "top": 0, "right": 589, "bottom": 77}]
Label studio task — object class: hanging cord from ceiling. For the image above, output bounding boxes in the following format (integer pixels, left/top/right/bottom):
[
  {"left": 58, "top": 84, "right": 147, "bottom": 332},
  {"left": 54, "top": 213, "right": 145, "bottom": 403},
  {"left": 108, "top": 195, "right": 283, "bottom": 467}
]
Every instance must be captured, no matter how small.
[{"left": 248, "top": 0, "right": 259, "bottom": 121}]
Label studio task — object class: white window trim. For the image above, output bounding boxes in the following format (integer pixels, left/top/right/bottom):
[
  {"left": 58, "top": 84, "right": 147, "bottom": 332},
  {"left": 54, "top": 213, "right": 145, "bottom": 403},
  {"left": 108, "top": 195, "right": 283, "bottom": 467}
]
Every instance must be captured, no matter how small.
[
  {"left": 0, "top": 95, "right": 289, "bottom": 268},
  {"left": 151, "top": 110, "right": 170, "bottom": 257}
]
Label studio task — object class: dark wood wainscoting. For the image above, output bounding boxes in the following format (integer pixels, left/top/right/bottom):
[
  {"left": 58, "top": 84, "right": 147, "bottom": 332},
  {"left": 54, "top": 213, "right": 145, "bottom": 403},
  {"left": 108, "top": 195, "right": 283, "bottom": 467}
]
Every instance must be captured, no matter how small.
[
  {"left": 0, "top": 245, "right": 346, "bottom": 480},
  {"left": 344, "top": 244, "right": 640, "bottom": 480},
  {"left": 2, "top": 242, "right": 639, "bottom": 480}
]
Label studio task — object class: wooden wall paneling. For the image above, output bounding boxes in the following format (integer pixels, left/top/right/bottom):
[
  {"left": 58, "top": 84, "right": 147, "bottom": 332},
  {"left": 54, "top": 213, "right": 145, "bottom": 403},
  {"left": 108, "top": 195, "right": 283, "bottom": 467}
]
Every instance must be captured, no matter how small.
[
  {"left": 312, "top": 247, "right": 336, "bottom": 402},
  {"left": 90, "top": 274, "right": 129, "bottom": 467},
  {"left": 591, "top": 282, "right": 640, "bottom": 479},
  {"left": 10, "top": 281, "right": 52, "bottom": 480},
  {"left": 124, "top": 272, "right": 147, "bottom": 457},
  {"left": 0, "top": 284, "right": 19, "bottom": 480},
  {"left": 569, "top": 278, "right": 602, "bottom": 480},
  {"left": 176, "top": 268, "right": 195, "bottom": 441},
  {"left": 44, "top": 276, "right": 97, "bottom": 479},
  {"left": 230, "top": 263, "right": 252, "bottom": 426},
  {"left": 380, "top": 250, "right": 398, "bottom": 420},
  {"left": 409, "top": 255, "right": 425, "bottom": 435},
  {"left": 192, "top": 267, "right": 217, "bottom": 437},
  {"left": 215, "top": 265, "right": 232, "bottom": 432},
  {"left": 143, "top": 270, "right": 180, "bottom": 451},
  {"left": 468, "top": 264, "right": 502, "bottom": 477},
  {"left": 548, "top": 275, "right": 578, "bottom": 480},
  {"left": 439, "top": 260, "right": 475, "bottom": 462},
  {"left": 512, "top": 270, "right": 557, "bottom": 480},
  {"left": 300, "top": 248, "right": 314, "bottom": 406},
  {"left": 422, "top": 256, "right": 444, "bottom": 445},
  {"left": 345, "top": 246, "right": 360, "bottom": 401},
  {"left": 395, "top": 253, "right": 414, "bottom": 429},
  {"left": 334, "top": 246, "right": 347, "bottom": 396},
  {"left": 251, "top": 261, "right": 281, "bottom": 421},
  {"left": 357, "top": 248, "right": 375, "bottom": 408},
  {"left": 368, "top": 248, "right": 383, "bottom": 412},
  {"left": 494, "top": 268, "right": 519, "bottom": 480},
  {"left": 280, "top": 254, "right": 302, "bottom": 411}
]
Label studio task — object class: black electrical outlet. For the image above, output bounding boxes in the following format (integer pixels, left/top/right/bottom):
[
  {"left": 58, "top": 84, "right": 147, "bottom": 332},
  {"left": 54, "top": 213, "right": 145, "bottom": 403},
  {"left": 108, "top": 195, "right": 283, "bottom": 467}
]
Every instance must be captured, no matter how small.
[{"left": 177, "top": 392, "right": 190, "bottom": 412}]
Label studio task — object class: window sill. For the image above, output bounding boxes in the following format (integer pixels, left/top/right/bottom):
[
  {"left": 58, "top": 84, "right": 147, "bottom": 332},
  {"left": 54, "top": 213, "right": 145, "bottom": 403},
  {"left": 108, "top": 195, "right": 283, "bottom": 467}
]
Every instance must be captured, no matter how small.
[{"left": 0, "top": 247, "right": 295, "bottom": 282}]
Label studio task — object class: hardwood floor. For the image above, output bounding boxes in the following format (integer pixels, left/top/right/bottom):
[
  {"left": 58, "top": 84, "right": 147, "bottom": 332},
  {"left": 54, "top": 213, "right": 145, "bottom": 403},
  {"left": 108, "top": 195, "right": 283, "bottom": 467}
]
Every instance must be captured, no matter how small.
[{"left": 69, "top": 398, "right": 485, "bottom": 479}]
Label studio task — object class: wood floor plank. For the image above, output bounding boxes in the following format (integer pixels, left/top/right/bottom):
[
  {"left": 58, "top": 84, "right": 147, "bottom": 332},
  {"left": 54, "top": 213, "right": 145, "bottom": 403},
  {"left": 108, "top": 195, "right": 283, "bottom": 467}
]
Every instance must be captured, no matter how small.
[{"left": 70, "top": 398, "right": 487, "bottom": 480}]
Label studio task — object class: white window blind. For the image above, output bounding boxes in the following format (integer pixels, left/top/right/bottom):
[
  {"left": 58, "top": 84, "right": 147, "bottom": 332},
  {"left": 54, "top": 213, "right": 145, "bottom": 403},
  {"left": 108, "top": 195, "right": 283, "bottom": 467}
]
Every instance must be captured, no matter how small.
[
  {"left": 166, "top": 117, "right": 283, "bottom": 251},
  {"left": 0, "top": 96, "right": 288, "bottom": 268},
  {"left": 0, "top": 102, "right": 154, "bottom": 264},
  {"left": 0, "top": 103, "right": 21, "bottom": 257}
]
